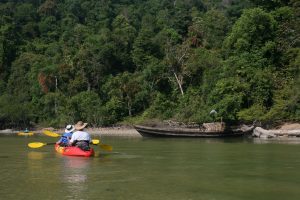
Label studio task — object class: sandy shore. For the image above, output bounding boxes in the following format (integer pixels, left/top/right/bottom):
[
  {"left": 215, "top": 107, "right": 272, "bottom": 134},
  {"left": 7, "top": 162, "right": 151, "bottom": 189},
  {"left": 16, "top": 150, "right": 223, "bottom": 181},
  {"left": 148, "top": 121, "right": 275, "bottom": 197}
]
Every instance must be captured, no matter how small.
[
  {"left": 279, "top": 123, "right": 300, "bottom": 130},
  {"left": 77, "top": 127, "right": 141, "bottom": 137},
  {"left": 0, "top": 126, "right": 142, "bottom": 137}
]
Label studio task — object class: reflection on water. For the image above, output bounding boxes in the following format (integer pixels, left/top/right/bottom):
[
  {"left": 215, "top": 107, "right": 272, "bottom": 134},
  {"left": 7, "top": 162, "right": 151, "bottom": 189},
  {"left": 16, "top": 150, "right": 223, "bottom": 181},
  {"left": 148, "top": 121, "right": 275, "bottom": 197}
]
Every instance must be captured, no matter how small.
[
  {"left": 253, "top": 137, "right": 300, "bottom": 144},
  {"left": 27, "top": 152, "right": 45, "bottom": 160},
  {"left": 61, "top": 157, "right": 91, "bottom": 200},
  {"left": 62, "top": 156, "right": 91, "bottom": 169}
]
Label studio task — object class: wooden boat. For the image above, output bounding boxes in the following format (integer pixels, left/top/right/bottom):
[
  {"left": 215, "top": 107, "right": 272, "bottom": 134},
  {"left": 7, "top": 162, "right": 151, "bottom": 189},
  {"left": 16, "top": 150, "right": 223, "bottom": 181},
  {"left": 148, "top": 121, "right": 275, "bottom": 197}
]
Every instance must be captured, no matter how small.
[{"left": 134, "top": 123, "right": 255, "bottom": 138}]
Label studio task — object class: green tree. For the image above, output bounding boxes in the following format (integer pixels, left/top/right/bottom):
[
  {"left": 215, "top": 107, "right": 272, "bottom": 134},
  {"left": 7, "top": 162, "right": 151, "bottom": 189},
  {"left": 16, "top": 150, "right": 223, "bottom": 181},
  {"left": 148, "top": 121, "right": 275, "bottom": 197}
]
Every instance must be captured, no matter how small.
[
  {"left": 66, "top": 91, "right": 102, "bottom": 126},
  {"left": 164, "top": 40, "right": 192, "bottom": 96},
  {"left": 132, "top": 26, "right": 159, "bottom": 69},
  {"left": 188, "top": 9, "right": 230, "bottom": 49},
  {"left": 104, "top": 72, "right": 145, "bottom": 117},
  {"left": 0, "top": 94, "right": 34, "bottom": 128},
  {"left": 111, "top": 14, "right": 137, "bottom": 70},
  {"left": 224, "top": 8, "right": 277, "bottom": 55}
]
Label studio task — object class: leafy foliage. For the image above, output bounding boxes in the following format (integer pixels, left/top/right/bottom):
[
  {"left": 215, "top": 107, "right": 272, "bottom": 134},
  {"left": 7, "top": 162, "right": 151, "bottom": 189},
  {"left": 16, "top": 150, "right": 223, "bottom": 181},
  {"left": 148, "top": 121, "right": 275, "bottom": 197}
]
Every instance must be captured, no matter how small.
[{"left": 0, "top": 0, "right": 299, "bottom": 128}]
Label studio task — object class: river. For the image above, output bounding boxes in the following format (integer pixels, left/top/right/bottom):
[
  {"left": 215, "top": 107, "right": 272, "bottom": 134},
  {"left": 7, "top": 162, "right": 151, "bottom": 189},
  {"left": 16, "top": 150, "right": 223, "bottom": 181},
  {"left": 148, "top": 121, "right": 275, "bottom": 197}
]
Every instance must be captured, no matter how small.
[{"left": 0, "top": 135, "right": 300, "bottom": 200}]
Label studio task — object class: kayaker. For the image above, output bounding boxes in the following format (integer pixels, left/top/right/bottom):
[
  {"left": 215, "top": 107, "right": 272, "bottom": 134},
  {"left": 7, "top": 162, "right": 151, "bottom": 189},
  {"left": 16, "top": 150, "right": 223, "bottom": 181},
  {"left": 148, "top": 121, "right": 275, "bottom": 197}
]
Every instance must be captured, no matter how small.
[
  {"left": 69, "top": 121, "right": 92, "bottom": 151},
  {"left": 56, "top": 124, "right": 75, "bottom": 147}
]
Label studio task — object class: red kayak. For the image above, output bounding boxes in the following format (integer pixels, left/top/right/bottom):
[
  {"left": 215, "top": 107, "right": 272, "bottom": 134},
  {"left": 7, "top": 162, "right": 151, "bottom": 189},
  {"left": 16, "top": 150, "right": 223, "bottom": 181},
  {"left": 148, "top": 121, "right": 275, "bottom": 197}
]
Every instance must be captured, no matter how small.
[{"left": 55, "top": 144, "right": 94, "bottom": 157}]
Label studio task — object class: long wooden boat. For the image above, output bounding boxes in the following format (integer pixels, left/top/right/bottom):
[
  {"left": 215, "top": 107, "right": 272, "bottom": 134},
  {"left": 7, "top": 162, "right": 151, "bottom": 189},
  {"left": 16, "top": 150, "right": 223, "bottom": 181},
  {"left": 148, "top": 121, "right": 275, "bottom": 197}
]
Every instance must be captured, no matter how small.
[{"left": 134, "top": 124, "right": 255, "bottom": 138}]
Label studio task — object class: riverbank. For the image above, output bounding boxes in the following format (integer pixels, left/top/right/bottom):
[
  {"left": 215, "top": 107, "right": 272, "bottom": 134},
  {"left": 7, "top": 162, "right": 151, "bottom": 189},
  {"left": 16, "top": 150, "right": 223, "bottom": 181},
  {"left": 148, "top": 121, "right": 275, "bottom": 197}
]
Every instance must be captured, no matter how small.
[
  {"left": 0, "top": 126, "right": 142, "bottom": 137},
  {"left": 1, "top": 122, "right": 300, "bottom": 138},
  {"left": 278, "top": 123, "right": 300, "bottom": 130},
  {"left": 75, "top": 127, "right": 141, "bottom": 137},
  {"left": 253, "top": 123, "right": 300, "bottom": 138}
]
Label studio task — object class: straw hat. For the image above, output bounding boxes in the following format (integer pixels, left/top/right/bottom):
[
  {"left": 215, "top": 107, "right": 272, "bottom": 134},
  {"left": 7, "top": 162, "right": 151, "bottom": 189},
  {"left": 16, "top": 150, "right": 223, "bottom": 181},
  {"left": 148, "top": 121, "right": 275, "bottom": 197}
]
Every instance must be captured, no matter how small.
[
  {"left": 74, "top": 121, "right": 88, "bottom": 130},
  {"left": 65, "top": 124, "right": 75, "bottom": 133}
]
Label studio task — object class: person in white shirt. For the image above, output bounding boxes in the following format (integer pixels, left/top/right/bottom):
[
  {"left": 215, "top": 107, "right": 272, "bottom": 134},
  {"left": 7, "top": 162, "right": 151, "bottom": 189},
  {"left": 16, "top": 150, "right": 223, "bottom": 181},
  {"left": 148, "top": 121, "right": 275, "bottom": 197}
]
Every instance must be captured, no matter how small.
[{"left": 69, "top": 121, "right": 92, "bottom": 151}]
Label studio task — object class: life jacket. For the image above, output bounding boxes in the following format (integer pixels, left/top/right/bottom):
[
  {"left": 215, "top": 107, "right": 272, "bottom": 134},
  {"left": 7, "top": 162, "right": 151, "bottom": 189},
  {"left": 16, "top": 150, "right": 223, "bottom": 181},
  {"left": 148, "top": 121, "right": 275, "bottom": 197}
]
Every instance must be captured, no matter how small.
[{"left": 59, "top": 132, "right": 73, "bottom": 145}]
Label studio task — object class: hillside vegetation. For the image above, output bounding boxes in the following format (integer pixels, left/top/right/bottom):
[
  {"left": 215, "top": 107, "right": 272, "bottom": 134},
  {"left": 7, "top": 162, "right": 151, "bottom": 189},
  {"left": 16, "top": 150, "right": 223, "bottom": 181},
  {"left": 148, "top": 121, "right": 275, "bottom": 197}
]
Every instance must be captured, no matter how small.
[{"left": 0, "top": 0, "right": 299, "bottom": 128}]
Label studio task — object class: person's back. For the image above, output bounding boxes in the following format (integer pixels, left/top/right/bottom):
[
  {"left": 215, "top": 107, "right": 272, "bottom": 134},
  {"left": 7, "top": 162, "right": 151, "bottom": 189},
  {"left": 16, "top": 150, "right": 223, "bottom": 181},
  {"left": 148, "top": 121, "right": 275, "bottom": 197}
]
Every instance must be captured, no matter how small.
[
  {"left": 69, "top": 121, "right": 91, "bottom": 151},
  {"left": 71, "top": 130, "right": 91, "bottom": 142}
]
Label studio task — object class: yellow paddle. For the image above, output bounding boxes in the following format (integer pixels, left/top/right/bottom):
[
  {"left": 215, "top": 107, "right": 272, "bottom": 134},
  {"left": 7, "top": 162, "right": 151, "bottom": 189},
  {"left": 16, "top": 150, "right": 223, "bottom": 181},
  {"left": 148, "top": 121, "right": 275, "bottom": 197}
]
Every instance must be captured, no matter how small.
[
  {"left": 28, "top": 141, "right": 99, "bottom": 148},
  {"left": 98, "top": 144, "right": 113, "bottom": 151},
  {"left": 28, "top": 140, "right": 112, "bottom": 151},
  {"left": 43, "top": 130, "right": 60, "bottom": 137},
  {"left": 28, "top": 142, "right": 56, "bottom": 148},
  {"left": 43, "top": 130, "right": 113, "bottom": 151},
  {"left": 91, "top": 139, "right": 113, "bottom": 151}
]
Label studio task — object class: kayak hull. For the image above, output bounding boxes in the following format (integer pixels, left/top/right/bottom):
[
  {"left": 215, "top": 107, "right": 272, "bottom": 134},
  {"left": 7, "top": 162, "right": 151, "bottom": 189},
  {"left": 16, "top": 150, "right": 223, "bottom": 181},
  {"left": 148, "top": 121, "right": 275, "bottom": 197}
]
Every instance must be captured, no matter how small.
[
  {"left": 18, "top": 132, "right": 34, "bottom": 136},
  {"left": 55, "top": 144, "right": 94, "bottom": 157}
]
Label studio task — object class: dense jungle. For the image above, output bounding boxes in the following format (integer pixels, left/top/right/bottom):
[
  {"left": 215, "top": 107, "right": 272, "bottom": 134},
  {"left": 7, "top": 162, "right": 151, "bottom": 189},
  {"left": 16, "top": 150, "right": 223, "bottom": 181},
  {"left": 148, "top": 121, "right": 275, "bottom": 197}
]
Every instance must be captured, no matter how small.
[{"left": 0, "top": 0, "right": 299, "bottom": 128}]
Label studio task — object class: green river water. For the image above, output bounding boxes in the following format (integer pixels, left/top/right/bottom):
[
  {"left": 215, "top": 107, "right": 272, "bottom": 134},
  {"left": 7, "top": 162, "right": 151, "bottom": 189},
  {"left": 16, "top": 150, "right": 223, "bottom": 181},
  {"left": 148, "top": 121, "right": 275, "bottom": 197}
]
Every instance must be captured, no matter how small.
[{"left": 0, "top": 135, "right": 300, "bottom": 200}]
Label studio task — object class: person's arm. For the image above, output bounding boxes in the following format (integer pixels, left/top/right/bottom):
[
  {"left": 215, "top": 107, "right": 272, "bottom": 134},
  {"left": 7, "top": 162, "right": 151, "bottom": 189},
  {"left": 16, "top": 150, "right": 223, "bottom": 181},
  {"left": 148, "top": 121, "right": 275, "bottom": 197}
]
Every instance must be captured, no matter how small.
[
  {"left": 67, "top": 133, "right": 72, "bottom": 141},
  {"left": 69, "top": 134, "right": 75, "bottom": 146},
  {"left": 56, "top": 137, "right": 62, "bottom": 144},
  {"left": 70, "top": 131, "right": 80, "bottom": 146}
]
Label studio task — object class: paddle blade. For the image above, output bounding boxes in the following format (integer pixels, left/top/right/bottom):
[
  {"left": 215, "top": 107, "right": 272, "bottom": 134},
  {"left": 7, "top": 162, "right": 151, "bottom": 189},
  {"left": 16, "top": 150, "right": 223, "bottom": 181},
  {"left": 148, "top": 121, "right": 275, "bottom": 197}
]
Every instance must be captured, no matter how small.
[
  {"left": 91, "top": 139, "right": 112, "bottom": 151},
  {"left": 92, "top": 139, "right": 100, "bottom": 144},
  {"left": 100, "top": 144, "right": 113, "bottom": 151},
  {"left": 28, "top": 142, "right": 46, "bottom": 148},
  {"left": 43, "top": 130, "right": 60, "bottom": 137}
]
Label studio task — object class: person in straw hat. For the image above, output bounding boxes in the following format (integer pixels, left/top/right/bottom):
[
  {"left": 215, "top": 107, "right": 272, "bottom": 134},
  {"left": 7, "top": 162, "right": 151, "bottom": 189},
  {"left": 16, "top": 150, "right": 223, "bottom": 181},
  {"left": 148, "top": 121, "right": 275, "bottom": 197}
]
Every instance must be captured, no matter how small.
[
  {"left": 56, "top": 124, "right": 75, "bottom": 147},
  {"left": 69, "top": 121, "right": 92, "bottom": 151}
]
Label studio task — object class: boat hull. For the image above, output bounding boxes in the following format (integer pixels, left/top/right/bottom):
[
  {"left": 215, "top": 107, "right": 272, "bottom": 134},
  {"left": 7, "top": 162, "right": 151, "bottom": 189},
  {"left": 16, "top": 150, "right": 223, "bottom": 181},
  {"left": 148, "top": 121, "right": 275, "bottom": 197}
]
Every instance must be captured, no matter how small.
[
  {"left": 134, "top": 125, "right": 253, "bottom": 138},
  {"left": 17, "top": 132, "right": 34, "bottom": 136},
  {"left": 55, "top": 144, "right": 94, "bottom": 157}
]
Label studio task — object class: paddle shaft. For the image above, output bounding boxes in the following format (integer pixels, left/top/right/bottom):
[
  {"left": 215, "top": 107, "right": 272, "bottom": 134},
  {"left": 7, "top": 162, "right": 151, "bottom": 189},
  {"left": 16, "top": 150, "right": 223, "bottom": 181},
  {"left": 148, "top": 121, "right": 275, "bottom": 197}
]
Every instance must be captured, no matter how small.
[{"left": 46, "top": 142, "right": 57, "bottom": 145}]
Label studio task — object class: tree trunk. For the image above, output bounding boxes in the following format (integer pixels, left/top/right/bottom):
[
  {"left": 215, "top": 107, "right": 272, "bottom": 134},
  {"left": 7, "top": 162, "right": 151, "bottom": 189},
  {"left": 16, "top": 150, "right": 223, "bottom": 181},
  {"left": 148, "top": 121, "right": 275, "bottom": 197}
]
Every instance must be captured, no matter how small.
[
  {"left": 87, "top": 81, "right": 91, "bottom": 91},
  {"left": 173, "top": 72, "right": 184, "bottom": 95},
  {"left": 127, "top": 96, "right": 132, "bottom": 116}
]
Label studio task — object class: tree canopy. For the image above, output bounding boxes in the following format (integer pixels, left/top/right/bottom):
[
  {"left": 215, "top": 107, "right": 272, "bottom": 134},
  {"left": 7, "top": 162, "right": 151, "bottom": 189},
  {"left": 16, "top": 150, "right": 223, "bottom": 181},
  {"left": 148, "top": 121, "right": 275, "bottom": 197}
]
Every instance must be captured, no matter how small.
[{"left": 0, "top": 0, "right": 299, "bottom": 128}]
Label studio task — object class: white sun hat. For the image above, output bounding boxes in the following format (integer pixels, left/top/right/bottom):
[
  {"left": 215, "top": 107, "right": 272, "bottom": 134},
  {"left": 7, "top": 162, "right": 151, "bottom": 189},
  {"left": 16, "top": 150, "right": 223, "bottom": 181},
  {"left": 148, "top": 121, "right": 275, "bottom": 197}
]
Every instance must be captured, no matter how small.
[{"left": 65, "top": 124, "right": 75, "bottom": 133}]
